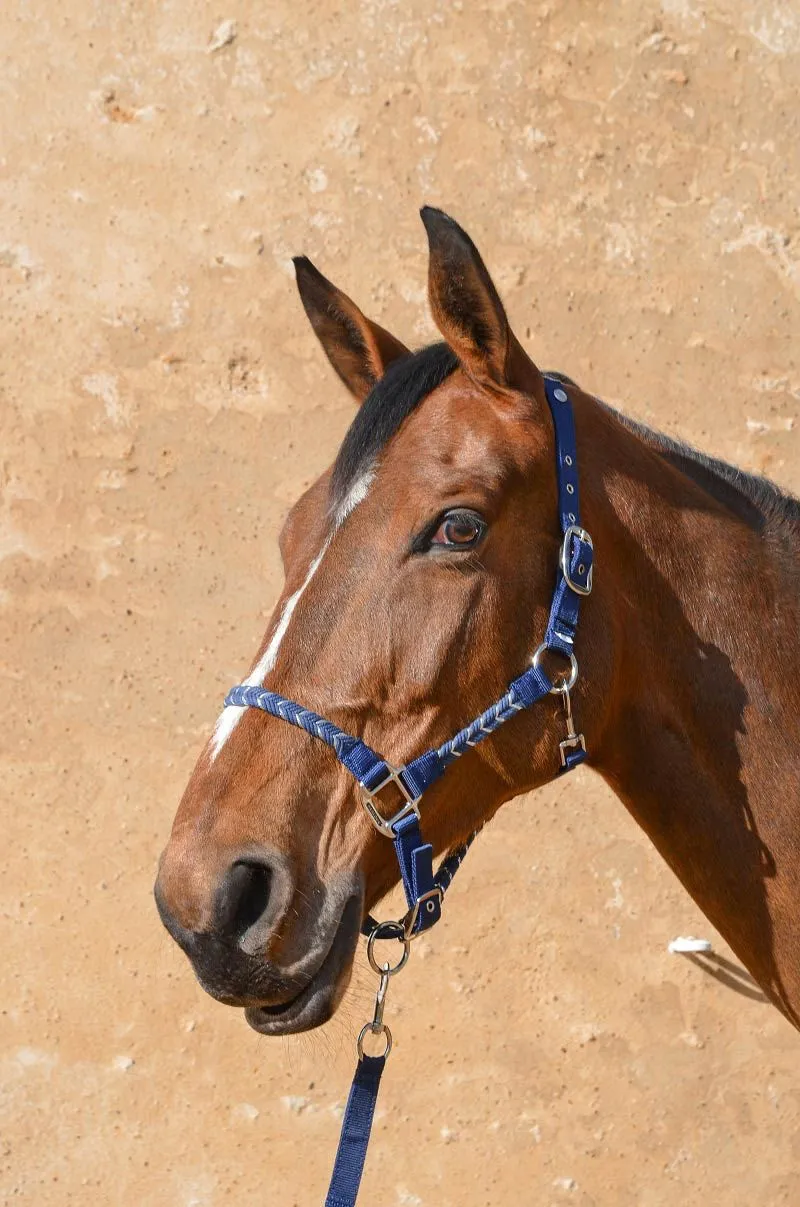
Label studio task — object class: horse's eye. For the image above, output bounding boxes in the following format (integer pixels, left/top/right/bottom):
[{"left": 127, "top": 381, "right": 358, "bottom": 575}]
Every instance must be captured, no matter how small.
[{"left": 429, "top": 509, "right": 486, "bottom": 550}]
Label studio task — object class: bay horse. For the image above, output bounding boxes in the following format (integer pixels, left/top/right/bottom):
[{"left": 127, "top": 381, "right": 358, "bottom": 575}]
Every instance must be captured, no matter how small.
[{"left": 156, "top": 207, "right": 800, "bottom": 1058}]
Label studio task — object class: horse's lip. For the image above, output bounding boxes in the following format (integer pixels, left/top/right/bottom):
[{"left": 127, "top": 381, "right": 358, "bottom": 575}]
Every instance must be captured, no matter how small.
[{"left": 244, "top": 894, "right": 362, "bottom": 1035}]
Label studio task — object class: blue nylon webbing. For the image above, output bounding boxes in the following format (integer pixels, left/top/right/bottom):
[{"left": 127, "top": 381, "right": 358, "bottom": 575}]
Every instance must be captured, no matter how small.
[
  {"left": 324, "top": 1054, "right": 386, "bottom": 1207},
  {"left": 223, "top": 374, "right": 593, "bottom": 1206},
  {"left": 222, "top": 622, "right": 558, "bottom": 806}
]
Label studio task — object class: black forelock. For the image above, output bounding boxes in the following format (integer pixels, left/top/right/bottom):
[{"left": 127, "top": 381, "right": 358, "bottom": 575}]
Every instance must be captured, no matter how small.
[
  {"left": 330, "top": 342, "right": 459, "bottom": 508},
  {"left": 330, "top": 350, "right": 800, "bottom": 542}
]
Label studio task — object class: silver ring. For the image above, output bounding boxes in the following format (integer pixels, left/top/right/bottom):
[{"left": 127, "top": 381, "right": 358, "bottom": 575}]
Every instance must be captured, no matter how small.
[
  {"left": 532, "top": 643, "right": 578, "bottom": 694},
  {"left": 357, "top": 1022, "right": 393, "bottom": 1060},
  {"left": 367, "top": 921, "right": 410, "bottom": 976}
]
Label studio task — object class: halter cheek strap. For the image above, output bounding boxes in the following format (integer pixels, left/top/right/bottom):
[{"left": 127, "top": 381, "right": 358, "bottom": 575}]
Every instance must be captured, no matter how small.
[{"left": 223, "top": 376, "right": 593, "bottom": 1205}]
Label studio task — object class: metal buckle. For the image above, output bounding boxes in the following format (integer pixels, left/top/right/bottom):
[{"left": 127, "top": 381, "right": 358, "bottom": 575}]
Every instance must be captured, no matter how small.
[
  {"left": 560, "top": 524, "right": 593, "bottom": 596},
  {"left": 358, "top": 763, "right": 420, "bottom": 839},
  {"left": 401, "top": 887, "right": 443, "bottom": 939}
]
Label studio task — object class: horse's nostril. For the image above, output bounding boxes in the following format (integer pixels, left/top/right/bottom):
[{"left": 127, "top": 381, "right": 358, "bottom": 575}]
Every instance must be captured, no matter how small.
[{"left": 216, "top": 860, "right": 274, "bottom": 941}]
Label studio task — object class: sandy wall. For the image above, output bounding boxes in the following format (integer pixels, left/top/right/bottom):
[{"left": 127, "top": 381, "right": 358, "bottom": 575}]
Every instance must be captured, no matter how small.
[{"left": 2, "top": 2, "right": 799, "bottom": 1203}]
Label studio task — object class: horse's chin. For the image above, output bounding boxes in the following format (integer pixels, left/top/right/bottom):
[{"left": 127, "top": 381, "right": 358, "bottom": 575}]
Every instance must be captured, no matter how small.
[{"left": 244, "top": 893, "right": 362, "bottom": 1035}]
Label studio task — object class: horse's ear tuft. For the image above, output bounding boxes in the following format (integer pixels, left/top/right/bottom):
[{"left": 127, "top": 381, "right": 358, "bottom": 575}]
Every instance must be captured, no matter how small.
[
  {"left": 421, "top": 207, "right": 523, "bottom": 392},
  {"left": 293, "top": 256, "right": 409, "bottom": 404}
]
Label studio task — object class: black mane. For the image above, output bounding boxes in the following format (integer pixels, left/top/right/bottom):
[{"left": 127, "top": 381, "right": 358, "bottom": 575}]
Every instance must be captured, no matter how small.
[
  {"left": 602, "top": 401, "right": 800, "bottom": 536},
  {"left": 331, "top": 343, "right": 458, "bottom": 509},
  {"left": 331, "top": 350, "right": 800, "bottom": 539}
]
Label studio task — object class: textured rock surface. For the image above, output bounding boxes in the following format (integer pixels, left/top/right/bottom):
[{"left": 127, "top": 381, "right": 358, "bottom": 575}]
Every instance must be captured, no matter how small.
[{"left": 2, "top": 2, "right": 799, "bottom": 1204}]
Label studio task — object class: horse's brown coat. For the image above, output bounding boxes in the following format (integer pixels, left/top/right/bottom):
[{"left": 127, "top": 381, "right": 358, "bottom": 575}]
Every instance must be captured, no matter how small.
[{"left": 156, "top": 210, "right": 800, "bottom": 1033}]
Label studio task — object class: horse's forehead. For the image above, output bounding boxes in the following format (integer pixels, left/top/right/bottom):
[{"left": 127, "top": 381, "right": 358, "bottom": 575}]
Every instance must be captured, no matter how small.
[
  {"left": 289, "top": 376, "right": 531, "bottom": 543},
  {"left": 387, "top": 379, "right": 525, "bottom": 484}
]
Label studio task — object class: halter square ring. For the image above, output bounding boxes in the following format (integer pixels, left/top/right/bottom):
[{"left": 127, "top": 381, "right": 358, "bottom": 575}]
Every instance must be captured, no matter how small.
[
  {"left": 358, "top": 763, "right": 421, "bottom": 838},
  {"left": 560, "top": 525, "right": 593, "bottom": 596}
]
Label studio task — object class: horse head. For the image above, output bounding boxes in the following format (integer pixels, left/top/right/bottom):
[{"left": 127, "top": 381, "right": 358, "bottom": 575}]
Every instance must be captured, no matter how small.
[{"left": 155, "top": 209, "right": 605, "bottom": 1033}]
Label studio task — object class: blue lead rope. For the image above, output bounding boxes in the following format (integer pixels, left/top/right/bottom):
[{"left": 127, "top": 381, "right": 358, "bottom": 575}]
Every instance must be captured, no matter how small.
[
  {"left": 324, "top": 1055, "right": 386, "bottom": 1207},
  {"left": 223, "top": 377, "right": 593, "bottom": 1205}
]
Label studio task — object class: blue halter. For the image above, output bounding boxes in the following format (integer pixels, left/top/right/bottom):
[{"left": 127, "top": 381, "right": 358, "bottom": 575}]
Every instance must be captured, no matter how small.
[{"left": 224, "top": 376, "right": 593, "bottom": 1205}]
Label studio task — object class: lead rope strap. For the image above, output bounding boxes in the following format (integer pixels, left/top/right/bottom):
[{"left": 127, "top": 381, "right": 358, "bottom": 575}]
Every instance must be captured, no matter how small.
[
  {"left": 327, "top": 832, "right": 480, "bottom": 1203},
  {"left": 325, "top": 925, "right": 409, "bottom": 1207},
  {"left": 324, "top": 1053, "right": 386, "bottom": 1207}
]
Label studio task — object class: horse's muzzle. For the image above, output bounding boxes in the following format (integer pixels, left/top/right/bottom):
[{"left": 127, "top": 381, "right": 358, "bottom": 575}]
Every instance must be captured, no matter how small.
[{"left": 154, "top": 853, "right": 363, "bottom": 1029}]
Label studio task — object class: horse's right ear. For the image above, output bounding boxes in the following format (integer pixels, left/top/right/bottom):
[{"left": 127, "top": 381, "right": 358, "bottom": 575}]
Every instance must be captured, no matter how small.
[{"left": 293, "top": 257, "right": 409, "bottom": 404}]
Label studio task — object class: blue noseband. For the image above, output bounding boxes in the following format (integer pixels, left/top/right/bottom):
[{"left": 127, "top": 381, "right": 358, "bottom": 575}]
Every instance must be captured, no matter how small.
[{"left": 224, "top": 375, "right": 593, "bottom": 1205}]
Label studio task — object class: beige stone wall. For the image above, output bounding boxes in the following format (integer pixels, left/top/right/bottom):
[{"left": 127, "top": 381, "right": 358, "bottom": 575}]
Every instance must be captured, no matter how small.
[{"left": 2, "top": 3, "right": 798, "bottom": 1204}]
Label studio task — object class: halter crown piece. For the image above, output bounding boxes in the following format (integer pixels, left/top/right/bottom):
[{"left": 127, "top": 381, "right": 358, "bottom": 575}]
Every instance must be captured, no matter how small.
[{"left": 224, "top": 377, "right": 594, "bottom": 1206}]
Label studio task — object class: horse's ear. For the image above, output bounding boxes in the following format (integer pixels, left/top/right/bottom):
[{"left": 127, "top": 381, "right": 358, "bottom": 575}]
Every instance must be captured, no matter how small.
[
  {"left": 421, "top": 206, "right": 535, "bottom": 394},
  {"left": 293, "top": 257, "right": 409, "bottom": 404}
]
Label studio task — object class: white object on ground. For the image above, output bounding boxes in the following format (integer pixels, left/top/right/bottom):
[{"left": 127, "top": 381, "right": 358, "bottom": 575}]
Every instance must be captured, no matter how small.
[
  {"left": 207, "top": 20, "right": 237, "bottom": 53},
  {"left": 668, "top": 936, "right": 713, "bottom": 954}
]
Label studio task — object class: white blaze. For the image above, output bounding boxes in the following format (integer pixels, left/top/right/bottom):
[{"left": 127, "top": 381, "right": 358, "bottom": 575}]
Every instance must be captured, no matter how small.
[
  {"left": 334, "top": 466, "right": 375, "bottom": 528},
  {"left": 208, "top": 462, "right": 377, "bottom": 762},
  {"left": 209, "top": 540, "right": 330, "bottom": 760}
]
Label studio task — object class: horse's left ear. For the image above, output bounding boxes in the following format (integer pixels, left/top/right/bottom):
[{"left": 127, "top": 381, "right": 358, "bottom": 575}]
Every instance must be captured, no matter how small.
[
  {"left": 293, "top": 256, "right": 409, "bottom": 404},
  {"left": 421, "top": 206, "right": 538, "bottom": 395}
]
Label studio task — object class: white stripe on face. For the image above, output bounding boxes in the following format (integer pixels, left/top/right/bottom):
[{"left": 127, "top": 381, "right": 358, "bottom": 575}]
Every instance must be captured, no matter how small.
[
  {"left": 209, "top": 539, "right": 331, "bottom": 761},
  {"left": 334, "top": 466, "right": 375, "bottom": 528},
  {"left": 208, "top": 465, "right": 377, "bottom": 762}
]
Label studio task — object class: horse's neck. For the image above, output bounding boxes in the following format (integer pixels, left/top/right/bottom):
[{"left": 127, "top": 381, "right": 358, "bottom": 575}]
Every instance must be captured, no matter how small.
[{"left": 579, "top": 394, "right": 800, "bottom": 1026}]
